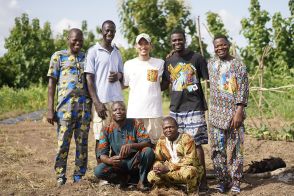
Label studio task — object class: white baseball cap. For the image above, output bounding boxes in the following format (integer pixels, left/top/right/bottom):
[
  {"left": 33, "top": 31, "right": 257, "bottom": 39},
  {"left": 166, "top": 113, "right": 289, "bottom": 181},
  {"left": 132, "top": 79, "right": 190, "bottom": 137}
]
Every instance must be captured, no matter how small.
[{"left": 135, "top": 33, "right": 151, "bottom": 44}]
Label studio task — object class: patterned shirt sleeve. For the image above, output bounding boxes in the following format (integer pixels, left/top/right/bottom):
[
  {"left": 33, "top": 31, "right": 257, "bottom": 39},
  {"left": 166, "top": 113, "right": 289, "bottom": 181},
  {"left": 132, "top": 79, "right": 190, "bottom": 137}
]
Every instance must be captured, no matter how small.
[
  {"left": 47, "top": 52, "right": 60, "bottom": 79},
  {"left": 97, "top": 127, "right": 110, "bottom": 158},
  {"left": 135, "top": 119, "right": 151, "bottom": 143},
  {"left": 154, "top": 138, "right": 166, "bottom": 161},
  {"left": 177, "top": 134, "right": 197, "bottom": 166},
  {"left": 235, "top": 60, "right": 249, "bottom": 106}
]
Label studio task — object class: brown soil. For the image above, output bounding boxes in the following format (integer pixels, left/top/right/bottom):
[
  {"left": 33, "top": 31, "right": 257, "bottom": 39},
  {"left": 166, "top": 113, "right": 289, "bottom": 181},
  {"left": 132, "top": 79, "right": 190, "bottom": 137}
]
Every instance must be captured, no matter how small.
[{"left": 0, "top": 120, "right": 293, "bottom": 196}]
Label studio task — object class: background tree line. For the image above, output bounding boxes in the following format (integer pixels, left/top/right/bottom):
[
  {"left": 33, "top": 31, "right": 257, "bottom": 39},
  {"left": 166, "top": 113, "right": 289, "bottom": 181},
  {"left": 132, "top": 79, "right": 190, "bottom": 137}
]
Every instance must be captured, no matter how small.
[{"left": 0, "top": 0, "right": 293, "bottom": 88}]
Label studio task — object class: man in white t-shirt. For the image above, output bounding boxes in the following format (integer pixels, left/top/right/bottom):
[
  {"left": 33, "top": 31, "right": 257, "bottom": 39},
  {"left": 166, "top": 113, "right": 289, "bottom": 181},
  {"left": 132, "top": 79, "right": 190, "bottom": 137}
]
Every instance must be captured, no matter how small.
[{"left": 124, "top": 33, "right": 164, "bottom": 144}]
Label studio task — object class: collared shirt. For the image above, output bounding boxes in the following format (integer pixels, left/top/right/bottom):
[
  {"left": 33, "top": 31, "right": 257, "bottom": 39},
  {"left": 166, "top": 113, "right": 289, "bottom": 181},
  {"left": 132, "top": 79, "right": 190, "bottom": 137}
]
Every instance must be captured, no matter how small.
[
  {"left": 47, "top": 50, "right": 91, "bottom": 121},
  {"left": 85, "top": 43, "right": 124, "bottom": 103},
  {"left": 208, "top": 56, "right": 249, "bottom": 130},
  {"left": 154, "top": 133, "right": 202, "bottom": 172},
  {"left": 97, "top": 119, "right": 151, "bottom": 158}
]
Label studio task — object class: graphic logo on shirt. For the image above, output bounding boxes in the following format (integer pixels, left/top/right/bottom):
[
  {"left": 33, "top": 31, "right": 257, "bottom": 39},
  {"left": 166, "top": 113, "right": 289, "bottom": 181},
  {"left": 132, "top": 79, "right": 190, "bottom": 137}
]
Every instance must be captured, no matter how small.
[
  {"left": 147, "top": 69, "right": 158, "bottom": 82},
  {"left": 213, "top": 61, "right": 238, "bottom": 94},
  {"left": 168, "top": 62, "right": 198, "bottom": 92}
]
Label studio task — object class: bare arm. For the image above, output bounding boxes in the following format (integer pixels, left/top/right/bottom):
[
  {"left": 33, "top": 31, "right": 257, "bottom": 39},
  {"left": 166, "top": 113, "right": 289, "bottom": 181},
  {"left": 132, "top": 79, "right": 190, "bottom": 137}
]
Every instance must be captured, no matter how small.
[
  {"left": 47, "top": 77, "right": 57, "bottom": 125},
  {"left": 119, "top": 142, "right": 152, "bottom": 159},
  {"left": 160, "top": 79, "right": 170, "bottom": 91},
  {"left": 86, "top": 73, "right": 107, "bottom": 119},
  {"left": 100, "top": 155, "right": 121, "bottom": 167}
]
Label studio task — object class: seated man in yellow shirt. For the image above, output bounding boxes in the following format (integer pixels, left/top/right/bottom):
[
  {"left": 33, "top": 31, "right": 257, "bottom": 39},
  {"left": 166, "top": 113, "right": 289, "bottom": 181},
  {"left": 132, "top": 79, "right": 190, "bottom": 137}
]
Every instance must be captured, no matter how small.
[{"left": 147, "top": 116, "right": 203, "bottom": 193}]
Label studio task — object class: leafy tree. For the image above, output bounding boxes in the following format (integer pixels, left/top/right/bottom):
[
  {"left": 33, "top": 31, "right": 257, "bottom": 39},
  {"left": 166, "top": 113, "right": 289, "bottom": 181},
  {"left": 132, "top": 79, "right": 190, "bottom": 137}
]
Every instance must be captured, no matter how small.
[
  {"left": 240, "top": 0, "right": 271, "bottom": 73},
  {"left": 81, "top": 20, "right": 96, "bottom": 51},
  {"left": 54, "top": 29, "right": 69, "bottom": 51},
  {"left": 290, "top": 0, "right": 294, "bottom": 16},
  {"left": 271, "top": 12, "right": 294, "bottom": 74},
  {"left": 0, "top": 56, "right": 17, "bottom": 87},
  {"left": 206, "top": 11, "right": 229, "bottom": 38},
  {"left": 119, "top": 47, "right": 136, "bottom": 63},
  {"left": 54, "top": 20, "right": 97, "bottom": 52},
  {"left": 119, "top": 0, "right": 209, "bottom": 59},
  {"left": 4, "top": 13, "right": 55, "bottom": 87}
]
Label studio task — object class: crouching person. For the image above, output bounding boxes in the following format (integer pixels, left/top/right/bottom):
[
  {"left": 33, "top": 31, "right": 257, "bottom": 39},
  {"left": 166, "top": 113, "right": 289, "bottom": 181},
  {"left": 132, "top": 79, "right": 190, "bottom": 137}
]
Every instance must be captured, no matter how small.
[
  {"left": 94, "top": 101, "right": 155, "bottom": 191},
  {"left": 147, "top": 116, "right": 203, "bottom": 194}
]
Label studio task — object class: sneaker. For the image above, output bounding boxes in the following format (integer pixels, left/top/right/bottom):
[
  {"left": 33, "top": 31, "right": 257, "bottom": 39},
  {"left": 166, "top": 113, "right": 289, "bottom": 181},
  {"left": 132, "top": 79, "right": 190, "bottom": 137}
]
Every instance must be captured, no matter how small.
[
  {"left": 231, "top": 185, "right": 241, "bottom": 194},
  {"left": 73, "top": 175, "right": 82, "bottom": 183},
  {"left": 98, "top": 179, "right": 109, "bottom": 186},
  {"left": 57, "top": 177, "right": 66, "bottom": 187},
  {"left": 215, "top": 183, "right": 225, "bottom": 193}
]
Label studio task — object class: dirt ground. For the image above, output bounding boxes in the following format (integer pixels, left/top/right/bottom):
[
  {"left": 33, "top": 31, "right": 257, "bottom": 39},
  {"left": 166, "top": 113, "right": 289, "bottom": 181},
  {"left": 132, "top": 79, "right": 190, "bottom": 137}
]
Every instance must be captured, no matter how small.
[{"left": 0, "top": 120, "right": 293, "bottom": 196}]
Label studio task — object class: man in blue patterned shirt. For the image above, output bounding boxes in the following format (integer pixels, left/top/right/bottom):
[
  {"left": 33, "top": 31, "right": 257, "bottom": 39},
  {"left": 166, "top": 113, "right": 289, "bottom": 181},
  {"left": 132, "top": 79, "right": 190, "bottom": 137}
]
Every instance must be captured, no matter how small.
[{"left": 47, "top": 28, "right": 92, "bottom": 186}]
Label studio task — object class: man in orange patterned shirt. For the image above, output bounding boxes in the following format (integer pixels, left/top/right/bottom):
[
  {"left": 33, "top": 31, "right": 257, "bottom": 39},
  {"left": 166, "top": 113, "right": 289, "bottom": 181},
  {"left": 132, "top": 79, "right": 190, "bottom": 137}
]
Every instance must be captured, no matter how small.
[{"left": 148, "top": 116, "right": 203, "bottom": 193}]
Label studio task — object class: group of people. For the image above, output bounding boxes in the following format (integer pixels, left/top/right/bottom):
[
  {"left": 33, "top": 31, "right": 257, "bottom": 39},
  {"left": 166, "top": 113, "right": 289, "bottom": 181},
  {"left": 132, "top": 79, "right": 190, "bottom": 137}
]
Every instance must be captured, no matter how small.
[{"left": 47, "top": 20, "right": 249, "bottom": 194}]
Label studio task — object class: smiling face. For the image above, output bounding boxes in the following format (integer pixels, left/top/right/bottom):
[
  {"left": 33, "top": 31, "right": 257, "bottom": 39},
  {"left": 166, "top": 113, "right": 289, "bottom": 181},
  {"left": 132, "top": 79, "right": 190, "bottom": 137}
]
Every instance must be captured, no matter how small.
[
  {"left": 68, "top": 29, "right": 83, "bottom": 55},
  {"left": 112, "top": 102, "right": 126, "bottom": 122},
  {"left": 136, "top": 38, "right": 152, "bottom": 57},
  {"left": 162, "top": 118, "right": 179, "bottom": 141},
  {"left": 102, "top": 22, "right": 116, "bottom": 44},
  {"left": 171, "top": 33, "right": 185, "bottom": 53},
  {"left": 213, "top": 37, "right": 230, "bottom": 60}
]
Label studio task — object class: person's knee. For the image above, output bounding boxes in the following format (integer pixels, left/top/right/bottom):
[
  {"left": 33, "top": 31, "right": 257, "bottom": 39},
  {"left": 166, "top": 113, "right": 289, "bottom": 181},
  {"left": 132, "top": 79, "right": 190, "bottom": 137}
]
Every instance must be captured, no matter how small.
[
  {"left": 94, "top": 163, "right": 107, "bottom": 178},
  {"left": 141, "top": 147, "right": 155, "bottom": 159},
  {"left": 182, "top": 167, "right": 197, "bottom": 180}
]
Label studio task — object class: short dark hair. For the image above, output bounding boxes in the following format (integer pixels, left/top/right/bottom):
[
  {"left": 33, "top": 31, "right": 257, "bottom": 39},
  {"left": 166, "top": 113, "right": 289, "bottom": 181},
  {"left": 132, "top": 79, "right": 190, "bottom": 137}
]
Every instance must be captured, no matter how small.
[
  {"left": 213, "top": 34, "right": 229, "bottom": 42},
  {"left": 171, "top": 28, "right": 186, "bottom": 40},
  {"left": 68, "top": 28, "right": 83, "bottom": 38},
  {"left": 111, "top": 101, "right": 126, "bottom": 110},
  {"left": 163, "top": 116, "right": 178, "bottom": 127},
  {"left": 102, "top": 20, "right": 116, "bottom": 29}
]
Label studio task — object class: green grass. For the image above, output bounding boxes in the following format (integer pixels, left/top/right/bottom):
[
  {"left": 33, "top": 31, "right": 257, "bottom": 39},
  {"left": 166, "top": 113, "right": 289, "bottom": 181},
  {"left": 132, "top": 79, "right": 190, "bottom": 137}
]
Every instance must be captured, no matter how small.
[
  {"left": 2, "top": 85, "right": 292, "bottom": 121},
  {"left": 0, "top": 85, "right": 47, "bottom": 120},
  {"left": 1, "top": 84, "right": 293, "bottom": 141},
  {"left": 246, "top": 88, "right": 294, "bottom": 121}
]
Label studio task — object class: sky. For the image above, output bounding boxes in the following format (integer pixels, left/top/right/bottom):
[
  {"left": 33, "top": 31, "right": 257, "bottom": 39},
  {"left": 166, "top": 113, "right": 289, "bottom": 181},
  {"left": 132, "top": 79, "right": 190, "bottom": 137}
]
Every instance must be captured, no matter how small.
[{"left": 0, "top": 0, "right": 291, "bottom": 56}]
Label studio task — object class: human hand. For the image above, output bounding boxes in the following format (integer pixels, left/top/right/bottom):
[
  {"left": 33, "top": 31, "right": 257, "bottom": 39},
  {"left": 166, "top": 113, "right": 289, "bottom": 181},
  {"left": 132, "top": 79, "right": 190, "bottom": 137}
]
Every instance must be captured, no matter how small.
[
  {"left": 95, "top": 102, "right": 107, "bottom": 120},
  {"left": 166, "top": 49, "right": 175, "bottom": 59},
  {"left": 108, "top": 71, "right": 122, "bottom": 83},
  {"left": 47, "top": 110, "right": 56, "bottom": 125},
  {"left": 110, "top": 155, "right": 122, "bottom": 168},
  {"left": 153, "top": 165, "right": 169, "bottom": 174},
  {"left": 230, "top": 105, "right": 244, "bottom": 130},
  {"left": 119, "top": 144, "right": 132, "bottom": 158}
]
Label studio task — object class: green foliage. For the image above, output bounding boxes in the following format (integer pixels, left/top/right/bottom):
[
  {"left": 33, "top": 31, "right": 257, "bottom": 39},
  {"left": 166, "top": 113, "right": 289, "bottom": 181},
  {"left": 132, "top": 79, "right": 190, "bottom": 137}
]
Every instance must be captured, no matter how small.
[
  {"left": 119, "top": 47, "right": 137, "bottom": 63},
  {"left": 1, "top": 14, "right": 100, "bottom": 88},
  {"left": 290, "top": 0, "right": 294, "bottom": 16},
  {"left": 246, "top": 123, "right": 294, "bottom": 141},
  {"left": 54, "top": 20, "right": 97, "bottom": 53},
  {"left": 0, "top": 56, "right": 17, "bottom": 87},
  {"left": 3, "top": 13, "right": 55, "bottom": 88},
  {"left": 205, "top": 11, "right": 229, "bottom": 38},
  {"left": 241, "top": 0, "right": 271, "bottom": 73},
  {"left": 0, "top": 85, "right": 47, "bottom": 120},
  {"left": 119, "top": 0, "right": 209, "bottom": 59},
  {"left": 271, "top": 12, "right": 294, "bottom": 73}
]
